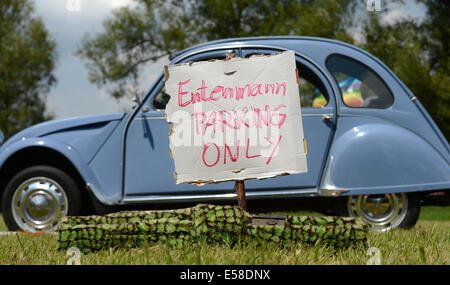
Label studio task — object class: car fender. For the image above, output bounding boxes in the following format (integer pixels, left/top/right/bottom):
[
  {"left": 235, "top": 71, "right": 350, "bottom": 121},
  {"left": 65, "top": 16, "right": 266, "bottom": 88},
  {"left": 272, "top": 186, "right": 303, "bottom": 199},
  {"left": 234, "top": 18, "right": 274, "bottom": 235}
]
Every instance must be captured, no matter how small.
[
  {"left": 0, "top": 137, "right": 120, "bottom": 205},
  {"left": 320, "top": 122, "right": 450, "bottom": 196}
]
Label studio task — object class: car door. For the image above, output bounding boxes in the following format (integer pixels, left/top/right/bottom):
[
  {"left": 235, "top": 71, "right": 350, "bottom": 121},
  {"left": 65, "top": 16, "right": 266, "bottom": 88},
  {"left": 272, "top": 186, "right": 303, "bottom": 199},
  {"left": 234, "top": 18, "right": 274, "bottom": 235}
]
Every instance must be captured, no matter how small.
[
  {"left": 124, "top": 48, "right": 238, "bottom": 196},
  {"left": 240, "top": 48, "right": 336, "bottom": 191}
]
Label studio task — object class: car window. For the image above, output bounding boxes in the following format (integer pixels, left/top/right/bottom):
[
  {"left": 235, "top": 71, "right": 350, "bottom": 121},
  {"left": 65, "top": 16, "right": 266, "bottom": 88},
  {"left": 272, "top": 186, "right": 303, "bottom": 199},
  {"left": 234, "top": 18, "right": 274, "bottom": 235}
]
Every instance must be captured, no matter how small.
[
  {"left": 326, "top": 54, "right": 394, "bottom": 109},
  {"left": 297, "top": 63, "right": 329, "bottom": 108},
  {"left": 246, "top": 53, "right": 329, "bottom": 108},
  {"left": 153, "top": 87, "right": 170, "bottom": 110}
]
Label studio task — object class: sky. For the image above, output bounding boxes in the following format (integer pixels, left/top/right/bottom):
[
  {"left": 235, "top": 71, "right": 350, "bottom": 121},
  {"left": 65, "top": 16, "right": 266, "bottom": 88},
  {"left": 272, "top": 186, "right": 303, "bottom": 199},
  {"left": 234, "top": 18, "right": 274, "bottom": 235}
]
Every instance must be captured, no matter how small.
[{"left": 33, "top": 0, "right": 427, "bottom": 119}]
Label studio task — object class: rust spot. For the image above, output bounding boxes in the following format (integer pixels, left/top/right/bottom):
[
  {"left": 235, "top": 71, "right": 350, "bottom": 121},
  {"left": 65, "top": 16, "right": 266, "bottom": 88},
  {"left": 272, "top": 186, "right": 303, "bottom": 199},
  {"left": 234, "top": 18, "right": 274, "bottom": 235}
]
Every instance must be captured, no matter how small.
[
  {"left": 232, "top": 168, "right": 245, "bottom": 174},
  {"left": 168, "top": 122, "right": 174, "bottom": 136},
  {"left": 225, "top": 53, "right": 236, "bottom": 61},
  {"left": 164, "top": 65, "right": 169, "bottom": 82},
  {"left": 224, "top": 70, "right": 237, "bottom": 76},
  {"left": 189, "top": 182, "right": 206, "bottom": 186}
]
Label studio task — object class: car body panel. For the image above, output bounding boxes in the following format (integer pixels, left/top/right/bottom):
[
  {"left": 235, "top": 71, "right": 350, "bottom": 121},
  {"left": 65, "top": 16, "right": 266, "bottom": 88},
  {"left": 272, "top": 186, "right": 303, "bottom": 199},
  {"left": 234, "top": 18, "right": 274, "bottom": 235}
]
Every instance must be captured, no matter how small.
[
  {"left": 0, "top": 36, "right": 449, "bottom": 208},
  {"left": 321, "top": 116, "right": 450, "bottom": 196},
  {"left": 0, "top": 114, "right": 125, "bottom": 205},
  {"left": 0, "top": 136, "right": 109, "bottom": 202},
  {"left": 88, "top": 117, "right": 128, "bottom": 205},
  {"left": 0, "top": 114, "right": 124, "bottom": 163}
]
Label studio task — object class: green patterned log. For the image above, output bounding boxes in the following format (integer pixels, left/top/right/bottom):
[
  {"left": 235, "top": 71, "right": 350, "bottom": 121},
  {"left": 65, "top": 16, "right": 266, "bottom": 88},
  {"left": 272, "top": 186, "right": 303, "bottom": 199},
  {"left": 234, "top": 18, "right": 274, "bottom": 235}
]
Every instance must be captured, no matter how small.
[
  {"left": 191, "top": 204, "right": 252, "bottom": 244},
  {"left": 286, "top": 215, "right": 366, "bottom": 228},
  {"left": 57, "top": 204, "right": 367, "bottom": 253},
  {"left": 247, "top": 223, "right": 368, "bottom": 247},
  {"left": 62, "top": 207, "right": 195, "bottom": 226}
]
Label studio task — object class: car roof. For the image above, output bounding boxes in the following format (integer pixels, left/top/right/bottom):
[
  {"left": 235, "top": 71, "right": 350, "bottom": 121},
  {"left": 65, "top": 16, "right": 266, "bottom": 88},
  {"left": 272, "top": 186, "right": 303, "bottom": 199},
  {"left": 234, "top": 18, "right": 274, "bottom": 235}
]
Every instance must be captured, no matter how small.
[{"left": 170, "top": 36, "right": 366, "bottom": 60}]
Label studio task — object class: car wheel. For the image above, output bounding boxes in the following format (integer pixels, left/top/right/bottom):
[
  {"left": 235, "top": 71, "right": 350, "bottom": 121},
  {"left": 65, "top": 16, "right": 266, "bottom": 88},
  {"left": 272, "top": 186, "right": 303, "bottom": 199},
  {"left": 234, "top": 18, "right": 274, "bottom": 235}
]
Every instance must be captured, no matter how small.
[
  {"left": 1, "top": 165, "right": 82, "bottom": 232},
  {"left": 345, "top": 193, "right": 420, "bottom": 231}
]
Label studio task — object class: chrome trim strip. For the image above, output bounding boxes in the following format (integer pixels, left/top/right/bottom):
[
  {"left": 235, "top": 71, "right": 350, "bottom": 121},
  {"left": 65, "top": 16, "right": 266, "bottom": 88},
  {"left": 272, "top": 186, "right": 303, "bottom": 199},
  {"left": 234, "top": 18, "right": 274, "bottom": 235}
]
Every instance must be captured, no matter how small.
[
  {"left": 247, "top": 188, "right": 318, "bottom": 198},
  {"left": 122, "top": 188, "right": 318, "bottom": 204},
  {"left": 135, "top": 117, "right": 165, "bottom": 120},
  {"left": 320, "top": 189, "right": 349, "bottom": 197},
  {"left": 302, "top": 113, "right": 333, "bottom": 117},
  {"left": 123, "top": 193, "right": 237, "bottom": 204},
  {"left": 318, "top": 156, "right": 348, "bottom": 197},
  {"left": 319, "top": 155, "right": 336, "bottom": 196}
]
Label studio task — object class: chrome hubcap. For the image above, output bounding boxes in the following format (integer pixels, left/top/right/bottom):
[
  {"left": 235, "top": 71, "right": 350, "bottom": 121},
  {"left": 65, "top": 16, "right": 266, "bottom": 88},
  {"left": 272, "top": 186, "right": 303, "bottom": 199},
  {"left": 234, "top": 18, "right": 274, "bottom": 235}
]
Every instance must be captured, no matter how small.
[
  {"left": 347, "top": 193, "right": 408, "bottom": 231},
  {"left": 12, "top": 177, "right": 68, "bottom": 232}
]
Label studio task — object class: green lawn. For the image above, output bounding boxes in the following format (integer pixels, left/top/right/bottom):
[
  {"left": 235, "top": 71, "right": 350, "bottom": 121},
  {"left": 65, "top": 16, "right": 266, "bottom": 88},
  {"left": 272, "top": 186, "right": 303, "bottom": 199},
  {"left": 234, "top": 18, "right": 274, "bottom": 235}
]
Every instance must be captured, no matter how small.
[
  {"left": 0, "top": 206, "right": 448, "bottom": 265},
  {"left": 1, "top": 206, "right": 448, "bottom": 232},
  {"left": 0, "top": 220, "right": 448, "bottom": 265},
  {"left": 417, "top": 206, "right": 450, "bottom": 221},
  {"left": 0, "top": 216, "right": 5, "bottom": 232}
]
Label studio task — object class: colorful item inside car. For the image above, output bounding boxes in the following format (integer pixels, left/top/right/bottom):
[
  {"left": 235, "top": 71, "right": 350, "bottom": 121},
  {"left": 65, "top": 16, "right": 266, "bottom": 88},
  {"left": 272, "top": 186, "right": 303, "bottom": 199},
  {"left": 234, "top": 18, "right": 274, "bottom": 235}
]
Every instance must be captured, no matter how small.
[
  {"left": 313, "top": 77, "right": 363, "bottom": 107},
  {"left": 312, "top": 94, "right": 327, "bottom": 107}
]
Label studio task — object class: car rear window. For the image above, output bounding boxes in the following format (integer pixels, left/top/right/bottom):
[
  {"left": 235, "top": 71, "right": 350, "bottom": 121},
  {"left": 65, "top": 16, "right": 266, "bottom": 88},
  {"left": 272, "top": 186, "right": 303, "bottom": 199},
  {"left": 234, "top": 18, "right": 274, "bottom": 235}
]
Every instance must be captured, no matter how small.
[{"left": 326, "top": 54, "right": 394, "bottom": 109}]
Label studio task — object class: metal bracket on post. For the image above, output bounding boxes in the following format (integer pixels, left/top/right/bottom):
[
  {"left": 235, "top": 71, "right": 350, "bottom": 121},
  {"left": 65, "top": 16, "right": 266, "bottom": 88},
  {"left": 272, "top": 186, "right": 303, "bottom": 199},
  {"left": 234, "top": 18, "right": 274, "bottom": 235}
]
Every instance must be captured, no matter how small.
[{"left": 234, "top": 180, "right": 246, "bottom": 211}]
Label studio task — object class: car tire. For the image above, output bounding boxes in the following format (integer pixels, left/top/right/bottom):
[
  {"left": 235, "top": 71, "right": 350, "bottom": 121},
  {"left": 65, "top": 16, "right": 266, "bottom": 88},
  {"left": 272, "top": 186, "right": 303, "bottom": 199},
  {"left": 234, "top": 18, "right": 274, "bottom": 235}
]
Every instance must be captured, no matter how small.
[
  {"left": 1, "top": 165, "right": 82, "bottom": 232},
  {"left": 342, "top": 192, "right": 420, "bottom": 231}
]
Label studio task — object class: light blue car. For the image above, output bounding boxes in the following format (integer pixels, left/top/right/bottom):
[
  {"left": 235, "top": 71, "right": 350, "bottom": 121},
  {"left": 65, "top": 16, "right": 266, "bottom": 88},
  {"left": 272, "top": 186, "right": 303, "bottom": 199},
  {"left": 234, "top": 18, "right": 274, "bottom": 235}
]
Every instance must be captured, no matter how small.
[{"left": 1, "top": 37, "right": 449, "bottom": 232}]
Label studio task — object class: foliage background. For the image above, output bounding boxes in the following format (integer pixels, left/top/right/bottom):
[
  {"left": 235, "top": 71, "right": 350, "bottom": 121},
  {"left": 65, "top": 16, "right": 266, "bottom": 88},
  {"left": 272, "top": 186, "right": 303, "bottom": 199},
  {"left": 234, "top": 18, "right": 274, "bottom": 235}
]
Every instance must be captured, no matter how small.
[
  {"left": 0, "top": 0, "right": 56, "bottom": 139},
  {"left": 0, "top": 0, "right": 448, "bottom": 141},
  {"left": 76, "top": 0, "right": 449, "bottom": 140}
]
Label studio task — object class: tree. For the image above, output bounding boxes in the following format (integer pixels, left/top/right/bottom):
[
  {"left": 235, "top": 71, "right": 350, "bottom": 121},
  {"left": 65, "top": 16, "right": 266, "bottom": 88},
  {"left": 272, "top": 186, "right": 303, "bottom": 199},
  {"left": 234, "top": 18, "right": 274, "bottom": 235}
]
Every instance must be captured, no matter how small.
[
  {"left": 76, "top": 0, "right": 448, "bottom": 140},
  {"left": 0, "top": 0, "right": 57, "bottom": 139},
  {"left": 419, "top": 0, "right": 449, "bottom": 140},
  {"left": 361, "top": 3, "right": 449, "bottom": 140},
  {"left": 76, "top": 0, "right": 357, "bottom": 100},
  {"left": 420, "top": 0, "right": 449, "bottom": 73}
]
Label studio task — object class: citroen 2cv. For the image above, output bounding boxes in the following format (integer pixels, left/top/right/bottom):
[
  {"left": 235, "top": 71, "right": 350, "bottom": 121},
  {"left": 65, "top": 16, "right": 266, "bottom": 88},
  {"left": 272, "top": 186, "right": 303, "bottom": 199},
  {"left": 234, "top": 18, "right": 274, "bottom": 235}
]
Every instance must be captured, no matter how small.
[{"left": 1, "top": 37, "right": 449, "bottom": 232}]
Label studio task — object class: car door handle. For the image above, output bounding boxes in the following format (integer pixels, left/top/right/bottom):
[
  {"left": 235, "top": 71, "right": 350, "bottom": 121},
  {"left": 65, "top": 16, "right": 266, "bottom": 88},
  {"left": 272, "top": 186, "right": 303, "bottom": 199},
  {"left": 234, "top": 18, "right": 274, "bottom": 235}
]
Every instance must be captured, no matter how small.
[{"left": 322, "top": 114, "right": 333, "bottom": 122}]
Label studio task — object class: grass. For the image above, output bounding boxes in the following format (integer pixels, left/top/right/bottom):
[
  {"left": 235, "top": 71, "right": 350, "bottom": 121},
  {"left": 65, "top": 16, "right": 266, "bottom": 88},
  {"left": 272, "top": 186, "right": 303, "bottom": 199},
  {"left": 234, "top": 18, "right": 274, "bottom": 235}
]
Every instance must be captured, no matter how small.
[
  {"left": 0, "top": 206, "right": 448, "bottom": 265},
  {"left": 418, "top": 206, "right": 450, "bottom": 221},
  {"left": 0, "top": 216, "right": 5, "bottom": 232}
]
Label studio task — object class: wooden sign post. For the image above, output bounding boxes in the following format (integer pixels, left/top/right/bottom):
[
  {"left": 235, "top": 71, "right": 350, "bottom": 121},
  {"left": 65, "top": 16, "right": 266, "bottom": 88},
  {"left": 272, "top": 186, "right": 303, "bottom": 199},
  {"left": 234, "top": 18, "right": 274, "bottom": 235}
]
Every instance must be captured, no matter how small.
[{"left": 235, "top": 180, "right": 246, "bottom": 210}]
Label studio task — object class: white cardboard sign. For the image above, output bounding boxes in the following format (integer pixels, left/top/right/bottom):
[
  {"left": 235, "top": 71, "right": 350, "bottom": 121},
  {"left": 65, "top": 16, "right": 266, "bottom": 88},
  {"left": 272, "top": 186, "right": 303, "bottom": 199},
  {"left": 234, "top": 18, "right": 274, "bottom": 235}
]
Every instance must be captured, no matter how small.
[{"left": 164, "top": 50, "right": 307, "bottom": 184}]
